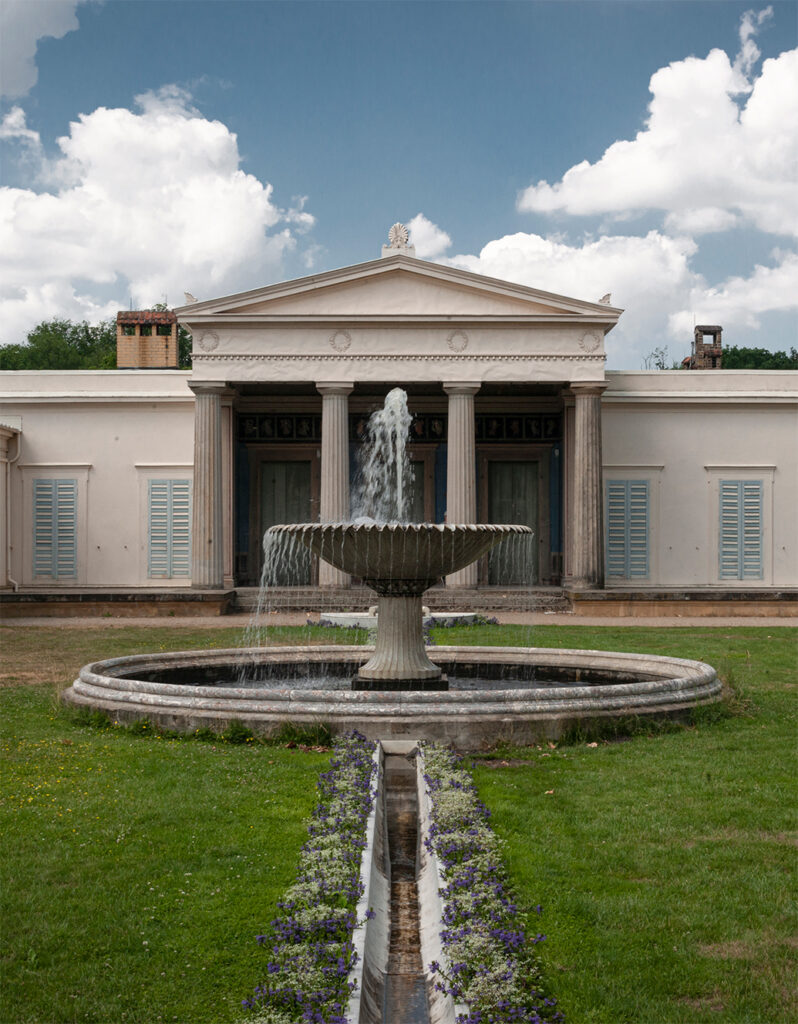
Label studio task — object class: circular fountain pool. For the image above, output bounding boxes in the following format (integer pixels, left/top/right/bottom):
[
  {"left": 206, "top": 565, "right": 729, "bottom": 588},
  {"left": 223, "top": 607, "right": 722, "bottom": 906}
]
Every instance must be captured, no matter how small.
[{"left": 63, "top": 644, "right": 721, "bottom": 748}]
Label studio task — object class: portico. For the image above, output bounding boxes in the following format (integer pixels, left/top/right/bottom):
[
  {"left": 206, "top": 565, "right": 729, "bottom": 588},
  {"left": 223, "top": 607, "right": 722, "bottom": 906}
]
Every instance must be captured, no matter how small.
[{"left": 178, "top": 241, "right": 622, "bottom": 595}]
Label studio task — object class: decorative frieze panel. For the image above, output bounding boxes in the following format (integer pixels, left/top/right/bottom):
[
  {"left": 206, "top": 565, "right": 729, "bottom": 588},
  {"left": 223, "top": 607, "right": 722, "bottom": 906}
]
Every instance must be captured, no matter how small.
[
  {"left": 238, "top": 410, "right": 563, "bottom": 444},
  {"left": 476, "top": 413, "right": 562, "bottom": 442},
  {"left": 238, "top": 413, "right": 321, "bottom": 443},
  {"left": 349, "top": 412, "right": 447, "bottom": 443}
]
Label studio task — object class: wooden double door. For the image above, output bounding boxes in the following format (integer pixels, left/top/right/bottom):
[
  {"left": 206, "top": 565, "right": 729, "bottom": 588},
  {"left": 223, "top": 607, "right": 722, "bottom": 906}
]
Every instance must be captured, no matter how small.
[
  {"left": 250, "top": 449, "right": 319, "bottom": 584},
  {"left": 479, "top": 447, "right": 551, "bottom": 585}
]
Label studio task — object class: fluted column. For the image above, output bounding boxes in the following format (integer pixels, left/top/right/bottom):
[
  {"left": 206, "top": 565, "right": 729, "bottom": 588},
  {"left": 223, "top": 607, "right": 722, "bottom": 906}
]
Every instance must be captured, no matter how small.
[
  {"left": 0, "top": 429, "right": 14, "bottom": 588},
  {"left": 317, "top": 382, "right": 354, "bottom": 587},
  {"left": 444, "top": 382, "right": 480, "bottom": 587},
  {"left": 190, "top": 382, "right": 224, "bottom": 589},
  {"left": 571, "top": 382, "right": 607, "bottom": 589}
]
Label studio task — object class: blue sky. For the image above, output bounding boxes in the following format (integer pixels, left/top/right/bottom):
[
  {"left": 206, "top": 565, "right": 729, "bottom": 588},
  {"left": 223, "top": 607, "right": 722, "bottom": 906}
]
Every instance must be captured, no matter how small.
[{"left": 1, "top": 0, "right": 796, "bottom": 368}]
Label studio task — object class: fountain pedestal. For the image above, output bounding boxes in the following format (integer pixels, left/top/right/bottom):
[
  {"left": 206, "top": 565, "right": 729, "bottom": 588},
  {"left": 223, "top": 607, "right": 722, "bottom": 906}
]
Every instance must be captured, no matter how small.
[{"left": 354, "top": 588, "right": 447, "bottom": 691}]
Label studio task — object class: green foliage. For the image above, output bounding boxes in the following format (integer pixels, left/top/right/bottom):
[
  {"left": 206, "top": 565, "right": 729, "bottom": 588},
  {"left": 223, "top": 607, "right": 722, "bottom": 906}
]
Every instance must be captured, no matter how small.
[
  {"left": 1, "top": 309, "right": 193, "bottom": 370},
  {"left": 149, "top": 301, "right": 193, "bottom": 367},
  {"left": 722, "top": 345, "right": 798, "bottom": 369},
  {"left": 221, "top": 719, "right": 255, "bottom": 744},
  {"left": 0, "top": 318, "right": 117, "bottom": 370}
]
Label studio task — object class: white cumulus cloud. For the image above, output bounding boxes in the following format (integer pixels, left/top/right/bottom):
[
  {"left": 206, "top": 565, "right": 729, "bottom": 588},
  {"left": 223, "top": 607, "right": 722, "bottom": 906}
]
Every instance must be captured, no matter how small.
[
  {"left": 518, "top": 22, "right": 798, "bottom": 239},
  {"left": 446, "top": 231, "right": 700, "bottom": 366},
  {"left": 0, "top": 88, "right": 316, "bottom": 345},
  {"left": 407, "top": 213, "right": 451, "bottom": 259},
  {"left": 669, "top": 250, "right": 798, "bottom": 337},
  {"left": 733, "top": 5, "right": 774, "bottom": 80},
  {"left": 0, "top": 0, "right": 84, "bottom": 99},
  {"left": 443, "top": 9, "right": 797, "bottom": 366}
]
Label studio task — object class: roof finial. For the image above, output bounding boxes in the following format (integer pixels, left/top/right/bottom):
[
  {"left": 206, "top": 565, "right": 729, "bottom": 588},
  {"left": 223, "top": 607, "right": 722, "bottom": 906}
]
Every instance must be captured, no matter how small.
[{"left": 382, "top": 222, "right": 416, "bottom": 258}]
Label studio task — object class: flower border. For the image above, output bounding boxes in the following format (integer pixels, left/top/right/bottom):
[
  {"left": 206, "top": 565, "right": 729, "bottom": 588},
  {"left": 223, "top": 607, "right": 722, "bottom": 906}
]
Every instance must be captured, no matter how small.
[
  {"left": 420, "top": 743, "right": 563, "bottom": 1024},
  {"left": 242, "top": 732, "right": 377, "bottom": 1024}
]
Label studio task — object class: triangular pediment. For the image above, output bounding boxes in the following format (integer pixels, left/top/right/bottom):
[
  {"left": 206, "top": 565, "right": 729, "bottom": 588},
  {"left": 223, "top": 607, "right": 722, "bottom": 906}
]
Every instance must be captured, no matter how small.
[{"left": 176, "top": 255, "right": 622, "bottom": 321}]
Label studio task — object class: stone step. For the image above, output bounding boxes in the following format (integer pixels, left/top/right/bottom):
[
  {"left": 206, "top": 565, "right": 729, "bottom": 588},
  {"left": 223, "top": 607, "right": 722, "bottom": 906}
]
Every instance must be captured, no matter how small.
[{"left": 233, "top": 585, "right": 570, "bottom": 613}]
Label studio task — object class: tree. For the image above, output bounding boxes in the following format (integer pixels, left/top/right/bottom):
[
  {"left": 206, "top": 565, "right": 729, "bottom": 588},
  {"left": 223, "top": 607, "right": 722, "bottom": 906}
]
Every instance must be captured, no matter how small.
[
  {"left": 641, "top": 346, "right": 681, "bottom": 370},
  {"left": 0, "top": 319, "right": 117, "bottom": 370},
  {"left": 721, "top": 345, "right": 798, "bottom": 370},
  {"left": 0, "top": 312, "right": 193, "bottom": 370}
]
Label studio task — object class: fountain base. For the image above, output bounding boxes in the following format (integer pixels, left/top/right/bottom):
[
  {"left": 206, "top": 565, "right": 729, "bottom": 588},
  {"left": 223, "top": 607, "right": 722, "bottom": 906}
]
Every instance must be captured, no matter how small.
[{"left": 64, "top": 645, "right": 722, "bottom": 750}]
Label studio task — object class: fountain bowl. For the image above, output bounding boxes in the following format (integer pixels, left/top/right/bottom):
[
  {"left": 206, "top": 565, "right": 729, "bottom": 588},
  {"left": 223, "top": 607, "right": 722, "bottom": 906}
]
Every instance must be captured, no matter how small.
[
  {"left": 272, "top": 521, "right": 533, "bottom": 688},
  {"left": 63, "top": 644, "right": 722, "bottom": 750},
  {"left": 270, "top": 521, "right": 532, "bottom": 590}
]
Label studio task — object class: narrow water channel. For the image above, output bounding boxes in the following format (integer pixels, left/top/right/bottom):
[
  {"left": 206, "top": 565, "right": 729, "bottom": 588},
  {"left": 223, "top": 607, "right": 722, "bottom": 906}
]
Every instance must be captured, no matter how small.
[{"left": 382, "top": 753, "right": 430, "bottom": 1024}]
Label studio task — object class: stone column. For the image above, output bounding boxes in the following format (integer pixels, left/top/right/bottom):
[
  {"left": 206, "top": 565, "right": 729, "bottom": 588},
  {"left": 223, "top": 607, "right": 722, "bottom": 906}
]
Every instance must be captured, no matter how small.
[
  {"left": 189, "top": 382, "right": 225, "bottom": 589},
  {"left": 317, "top": 382, "right": 354, "bottom": 587},
  {"left": 0, "top": 429, "right": 14, "bottom": 588},
  {"left": 570, "top": 382, "right": 607, "bottom": 589},
  {"left": 444, "top": 382, "right": 480, "bottom": 587}
]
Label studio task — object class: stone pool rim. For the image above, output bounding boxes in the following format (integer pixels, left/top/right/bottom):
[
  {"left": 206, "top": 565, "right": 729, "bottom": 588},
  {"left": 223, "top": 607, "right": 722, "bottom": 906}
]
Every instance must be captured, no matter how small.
[{"left": 63, "top": 645, "right": 721, "bottom": 747}]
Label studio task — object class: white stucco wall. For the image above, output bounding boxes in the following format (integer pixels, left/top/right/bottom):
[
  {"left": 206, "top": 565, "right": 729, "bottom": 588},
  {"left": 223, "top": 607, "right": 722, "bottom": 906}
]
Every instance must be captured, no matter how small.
[
  {"left": 2, "top": 367, "right": 796, "bottom": 590},
  {"left": 603, "top": 371, "right": 798, "bottom": 588},
  {"left": 1, "top": 371, "right": 194, "bottom": 587}
]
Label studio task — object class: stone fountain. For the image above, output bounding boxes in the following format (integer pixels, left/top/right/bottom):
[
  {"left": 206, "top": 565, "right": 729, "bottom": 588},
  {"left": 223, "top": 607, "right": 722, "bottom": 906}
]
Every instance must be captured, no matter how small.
[
  {"left": 272, "top": 521, "right": 530, "bottom": 690},
  {"left": 62, "top": 388, "right": 721, "bottom": 747}
]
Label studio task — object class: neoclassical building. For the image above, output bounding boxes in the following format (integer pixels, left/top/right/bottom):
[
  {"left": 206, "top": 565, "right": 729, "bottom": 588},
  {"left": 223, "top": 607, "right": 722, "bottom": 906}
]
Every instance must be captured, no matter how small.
[{"left": 1, "top": 234, "right": 796, "bottom": 615}]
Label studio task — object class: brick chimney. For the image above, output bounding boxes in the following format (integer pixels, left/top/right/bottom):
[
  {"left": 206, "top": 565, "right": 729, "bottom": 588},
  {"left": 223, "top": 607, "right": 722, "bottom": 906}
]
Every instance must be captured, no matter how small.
[
  {"left": 685, "top": 325, "right": 723, "bottom": 369},
  {"left": 116, "top": 310, "right": 179, "bottom": 368}
]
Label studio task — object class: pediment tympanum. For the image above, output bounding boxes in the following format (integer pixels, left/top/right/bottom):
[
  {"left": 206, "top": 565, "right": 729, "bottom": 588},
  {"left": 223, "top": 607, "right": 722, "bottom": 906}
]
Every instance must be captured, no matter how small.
[{"left": 177, "top": 255, "right": 621, "bottom": 323}]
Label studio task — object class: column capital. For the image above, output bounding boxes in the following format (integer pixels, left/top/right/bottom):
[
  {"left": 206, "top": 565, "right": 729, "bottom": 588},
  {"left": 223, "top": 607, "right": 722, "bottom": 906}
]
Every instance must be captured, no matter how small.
[
  {"left": 0, "top": 426, "right": 19, "bottom": 457},
  {"left": 569, "top": 381, "right": 608, "bottom": 397},
  {"left": 316, "top": 381, "right": 354, "bottom": 396},
  {"left": 443, "top": 382, "right": 481, "bottom": 396},
  {"left": 188, "top": 381, "right": 227, "bottom": 397}
]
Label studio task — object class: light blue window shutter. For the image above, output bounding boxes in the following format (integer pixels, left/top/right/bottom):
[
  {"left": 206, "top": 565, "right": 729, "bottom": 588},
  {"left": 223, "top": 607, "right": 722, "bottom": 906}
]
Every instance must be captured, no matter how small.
[
  {"left": 606, "top": 481, "right": 628, "bottom": 579},
  {"left": 148, "top": 480, "right": 170, "bottom": 577},
  {"left": 719, "top": 480, "right": 763, "bottom": 580},
  {"left": 741, "top": 481, "right": 763, "bottom": 579},
  {"left": 148, "top": 479, "right": 191, "bottom": 578},
  {"left": 33, "top": 478, "right": 77, "bottom": 579},
  {"left": 627, "top": 481, "right": 649, "bottom": 578},
  {"left": 169, "top": 480, "right": 191, "bottom": 577},
  {"left": 606, "top": 480, "right": 649, "bottom": 579}
]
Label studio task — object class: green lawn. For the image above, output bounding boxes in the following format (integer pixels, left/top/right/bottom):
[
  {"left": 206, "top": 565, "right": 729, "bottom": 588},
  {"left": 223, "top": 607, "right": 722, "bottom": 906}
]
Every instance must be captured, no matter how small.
[
  {"left": 468, "top": 626, "right": 797, "bottom": 1024},
  {"left": 1, "top": 623, "right": 796, "bottom": 1023},
  {"left": 0, "top": 672, "right": 329, "bottom": 1024}
]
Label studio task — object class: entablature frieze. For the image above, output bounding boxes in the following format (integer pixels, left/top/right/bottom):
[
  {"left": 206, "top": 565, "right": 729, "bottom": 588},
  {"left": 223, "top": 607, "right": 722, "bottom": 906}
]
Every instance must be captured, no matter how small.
[
  {"left": 189, "top": 325, "right": 607, "bottom": 367},
  {"left": 236, "top": 410, "right": 563, "bottom": 444},
  {"left": 194, "top": 350, "right": 605, "bottom": 387}
]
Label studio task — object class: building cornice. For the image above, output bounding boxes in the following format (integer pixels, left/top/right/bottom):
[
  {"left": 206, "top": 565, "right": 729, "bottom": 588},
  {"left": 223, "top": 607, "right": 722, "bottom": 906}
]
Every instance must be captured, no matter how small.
[
  {"left": 175, "top": 253, "right": 624, "bottom": 319},
  {"left": 1, "top": 394, "right": 194, "bottom": 404},
  {"left": 181, "top": 314, "right": 620, "bottom": 329},
  {"left": 602, "top": 392, "right": 798, "bottom": 403}
]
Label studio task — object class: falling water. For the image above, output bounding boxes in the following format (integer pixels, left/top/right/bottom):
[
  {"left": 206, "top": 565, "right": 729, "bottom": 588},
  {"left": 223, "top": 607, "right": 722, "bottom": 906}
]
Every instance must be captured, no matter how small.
[
  {"left": 352, "top": 388, "right": 414, "bottom": 523},
  {"left": 237, "top": 528, "right": 310, "bottom": 680},
  {"left": 240, "top": 388, "right": 420, "bottom": 679}
]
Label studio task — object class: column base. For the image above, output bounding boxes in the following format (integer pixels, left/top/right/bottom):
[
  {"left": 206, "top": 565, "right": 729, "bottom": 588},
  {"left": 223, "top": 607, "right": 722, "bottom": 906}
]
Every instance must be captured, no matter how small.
[
  {"left": 567, "top": 578, "right": 604, "bottom": 591},
  {"left": 352, "top": 674, "right": 449, "bottom": 692}
]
